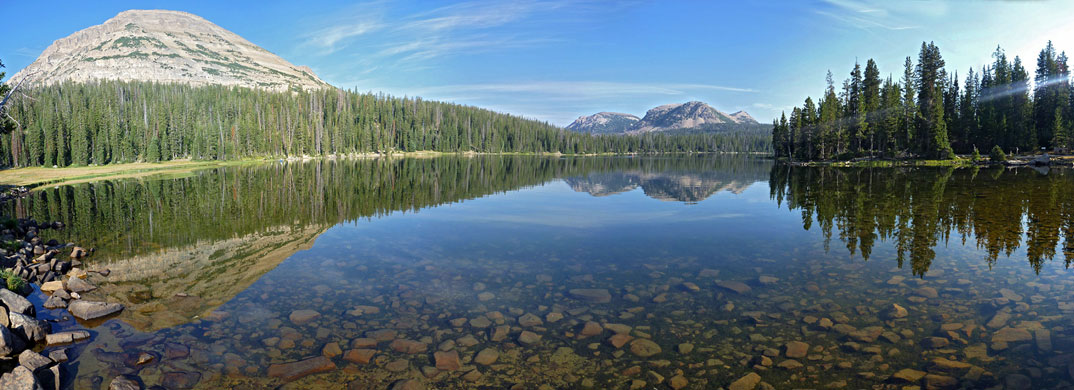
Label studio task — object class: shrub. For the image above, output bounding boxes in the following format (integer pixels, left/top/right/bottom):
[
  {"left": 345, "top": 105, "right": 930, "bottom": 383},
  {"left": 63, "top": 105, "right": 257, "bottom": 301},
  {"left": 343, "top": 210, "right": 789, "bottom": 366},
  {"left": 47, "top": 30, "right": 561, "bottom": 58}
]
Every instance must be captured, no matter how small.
[
  {"left": 990, "top": 145, "right": 1007, "bottom": 162},
  {"left": 0, "top": 269, "right": 26, "bottom": 293},
  {"left": 971, "top": 146, "right": 981, "bottom": 162}
]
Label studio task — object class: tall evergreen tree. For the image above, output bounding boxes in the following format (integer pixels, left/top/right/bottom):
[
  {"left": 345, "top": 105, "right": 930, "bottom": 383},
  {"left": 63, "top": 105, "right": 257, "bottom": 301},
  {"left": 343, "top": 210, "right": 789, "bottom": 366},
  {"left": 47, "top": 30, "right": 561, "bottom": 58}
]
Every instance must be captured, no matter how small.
[{"left": 914, "top": 42, "right": 954, "bottom": 159}]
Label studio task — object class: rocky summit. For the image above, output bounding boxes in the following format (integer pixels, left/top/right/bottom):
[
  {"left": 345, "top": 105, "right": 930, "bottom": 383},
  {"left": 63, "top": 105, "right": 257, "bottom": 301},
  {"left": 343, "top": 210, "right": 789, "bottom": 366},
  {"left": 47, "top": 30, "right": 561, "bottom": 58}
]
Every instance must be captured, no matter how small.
[
  {"left": 565, "top": 112, "right": 641, "bottom": 134},
  {"left": 565, "top": 101, "right": 760, "bottom": 134},
  {"left": 10, "top": 10, "right": 328, "bottom": 91}
]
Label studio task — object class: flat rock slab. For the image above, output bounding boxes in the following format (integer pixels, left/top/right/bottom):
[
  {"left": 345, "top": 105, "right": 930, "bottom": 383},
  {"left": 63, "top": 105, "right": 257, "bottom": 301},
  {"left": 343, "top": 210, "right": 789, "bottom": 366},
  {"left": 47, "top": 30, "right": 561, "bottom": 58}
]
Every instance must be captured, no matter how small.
[
  {"left": 45, "top": 330, "right": 91, "bottom": 346},
  {"left": 18, "top": 350, "right": 52, "bottom": 373},
  {"left": 267, "top": 356, "right": 336, "bottom": 382},
  {"left": 39, "top": 281, "right": 65, "bottom": 293},
  {"left": 68, "top": 300, "right": 123, "bottom": 320},
  {"left": 568, "top": 289, "right": 611, "bottom": 303},
  {"left": 0, "top": 289, "right": 33, "bottom": 316},
  {"left": 715, "top": 280, "right": 752, "bottom": 294}
]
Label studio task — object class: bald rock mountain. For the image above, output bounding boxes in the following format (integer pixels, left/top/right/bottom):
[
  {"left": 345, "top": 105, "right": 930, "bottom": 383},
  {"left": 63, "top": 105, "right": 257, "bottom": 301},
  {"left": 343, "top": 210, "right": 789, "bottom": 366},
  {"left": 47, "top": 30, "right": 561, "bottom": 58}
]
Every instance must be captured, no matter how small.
[
  {"left": 10, "top": 9, "right": 328, "bottom": 91},
  {"left": 566, "top": 101, "right": 761, "bottom": 134}
]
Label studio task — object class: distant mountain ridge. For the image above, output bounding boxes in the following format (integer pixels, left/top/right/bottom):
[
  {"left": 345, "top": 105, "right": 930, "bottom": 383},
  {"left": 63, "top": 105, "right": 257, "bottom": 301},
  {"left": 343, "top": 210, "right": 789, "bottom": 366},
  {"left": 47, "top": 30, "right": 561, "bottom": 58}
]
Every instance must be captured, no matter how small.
[
  {"left": 567, "top": 101, "right": 760, "bottom": 134},
  {"left": 10, "top": 9, "right": 329, "bottom": 91},
  {"left": 564, "top": 112, "right": 641, "bottom": 134}
]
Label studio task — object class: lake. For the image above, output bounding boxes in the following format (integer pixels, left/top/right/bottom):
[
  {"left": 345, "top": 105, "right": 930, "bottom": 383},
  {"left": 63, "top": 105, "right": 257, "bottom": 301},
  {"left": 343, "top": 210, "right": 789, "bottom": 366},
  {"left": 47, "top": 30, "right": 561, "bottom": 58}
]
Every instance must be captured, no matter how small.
[{"left": 7, "top": 156, "right": 1073, "bottom": 389}]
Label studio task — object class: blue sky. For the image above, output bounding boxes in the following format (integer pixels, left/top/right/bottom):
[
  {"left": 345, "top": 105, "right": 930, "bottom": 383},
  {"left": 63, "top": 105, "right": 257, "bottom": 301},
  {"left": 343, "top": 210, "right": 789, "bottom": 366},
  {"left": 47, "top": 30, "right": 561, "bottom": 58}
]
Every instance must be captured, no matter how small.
[{"left": 4, "top": 1, "right": 1074, "bottom": 126}]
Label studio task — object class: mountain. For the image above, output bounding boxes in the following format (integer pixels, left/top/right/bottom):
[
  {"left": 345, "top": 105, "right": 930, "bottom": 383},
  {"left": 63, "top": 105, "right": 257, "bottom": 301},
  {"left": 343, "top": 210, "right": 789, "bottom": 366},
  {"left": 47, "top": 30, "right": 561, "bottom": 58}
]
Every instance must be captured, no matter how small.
[
  {"left": 565, "top": 112, "right": 641, "bottom": 134},
  {"left": 565, "top": 101, "right": 761, "bottom": 135},
  {"left": 10, "top": 9, "right": 328, "bottom": 91}
]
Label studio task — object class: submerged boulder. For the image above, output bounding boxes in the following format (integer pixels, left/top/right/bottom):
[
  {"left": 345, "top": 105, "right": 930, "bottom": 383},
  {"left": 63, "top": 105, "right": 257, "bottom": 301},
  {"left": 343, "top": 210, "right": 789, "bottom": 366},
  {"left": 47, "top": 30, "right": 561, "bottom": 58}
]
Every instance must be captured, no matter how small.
[{"left": 67, "top": 300, "right": 124, "bottom": 320}]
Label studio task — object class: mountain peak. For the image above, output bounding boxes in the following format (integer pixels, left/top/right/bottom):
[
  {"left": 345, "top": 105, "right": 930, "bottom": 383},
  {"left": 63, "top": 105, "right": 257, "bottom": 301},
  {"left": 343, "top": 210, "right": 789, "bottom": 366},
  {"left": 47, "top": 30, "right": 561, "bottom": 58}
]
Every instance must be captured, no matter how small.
[
  {"left": 566, "top": 101, "right": 760, "bottom": 134},
  {"left": 11, "top": 9, "right": 329, "bottom": 91},
  {"left": 565, "top": 112, "right": 641, "bottom": 134}
]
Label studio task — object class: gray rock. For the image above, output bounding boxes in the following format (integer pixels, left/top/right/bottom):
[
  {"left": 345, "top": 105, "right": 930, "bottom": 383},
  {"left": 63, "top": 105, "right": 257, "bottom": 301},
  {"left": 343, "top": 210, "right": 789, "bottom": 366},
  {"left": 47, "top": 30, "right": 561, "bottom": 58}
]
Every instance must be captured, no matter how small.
[
  {"left": 0, "top": 366, "right": 41, "bottom": 390},
  {"left": 45, "top": 330, "right": 91, "bottom": 346},
  {"left": 0, "top": 288, "right": 34, "bottom": 316},
  {"left": 66, "top": 277, "right": 96, "bottom": 293},
  {"left": 67, "top": 300, "right": 123, "bottom": 320},
  {"left": 9, "top": 312, "right": 50, "bottom": 344},
  {"left": 47, "top": 349, "right": 68, "bottom": 363},
  {"left": 0, "top": 325, "right": 27, "bottom": 356},
  {"left": 42, "top": 295, "right": 66, "bottom": 309},
  {"left": 18, "top": 350, "right": 52, "bottom": 372},
  {"left": 51, "top": 289, "right": 70, "bottom": 300}
]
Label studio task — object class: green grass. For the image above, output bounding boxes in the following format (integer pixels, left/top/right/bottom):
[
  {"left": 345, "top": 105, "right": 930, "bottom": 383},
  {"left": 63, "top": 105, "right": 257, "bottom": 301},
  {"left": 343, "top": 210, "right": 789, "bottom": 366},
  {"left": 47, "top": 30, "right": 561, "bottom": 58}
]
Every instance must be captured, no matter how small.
[{"left": 0, "top": 269, "right": 26, "bottom": 293}]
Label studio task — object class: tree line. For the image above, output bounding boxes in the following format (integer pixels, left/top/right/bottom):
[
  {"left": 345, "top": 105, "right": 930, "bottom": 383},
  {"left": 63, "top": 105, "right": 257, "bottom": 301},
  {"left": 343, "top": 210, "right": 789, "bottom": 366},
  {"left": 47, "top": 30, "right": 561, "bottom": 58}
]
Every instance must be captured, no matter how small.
[
  {"left": 0, "top": 79, "right": 770, "bottom": 167},
  {"left": 771, "top": 41, "right": 1073, "bottom": 161}
]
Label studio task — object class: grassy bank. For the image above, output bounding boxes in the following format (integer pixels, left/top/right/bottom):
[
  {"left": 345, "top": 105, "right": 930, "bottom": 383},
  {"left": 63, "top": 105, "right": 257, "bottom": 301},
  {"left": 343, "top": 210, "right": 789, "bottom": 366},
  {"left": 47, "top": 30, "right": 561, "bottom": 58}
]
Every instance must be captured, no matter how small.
[
  {"left": 0, "top": 151, "right": 762, "bottom": 188},
  {"left": 0, "top": 160, "right": 261, "bottom": 188}
]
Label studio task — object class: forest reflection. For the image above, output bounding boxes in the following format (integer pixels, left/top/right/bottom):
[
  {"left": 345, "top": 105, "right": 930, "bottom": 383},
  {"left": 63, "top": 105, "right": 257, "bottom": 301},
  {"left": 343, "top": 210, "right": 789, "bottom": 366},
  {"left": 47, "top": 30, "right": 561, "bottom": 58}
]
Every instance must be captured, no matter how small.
[
  {"left": 769, "top": 165, "right": 1074, "bottom": 275},
  {"left": 6, "top": 155, "right": 770, "bottom": 260}
]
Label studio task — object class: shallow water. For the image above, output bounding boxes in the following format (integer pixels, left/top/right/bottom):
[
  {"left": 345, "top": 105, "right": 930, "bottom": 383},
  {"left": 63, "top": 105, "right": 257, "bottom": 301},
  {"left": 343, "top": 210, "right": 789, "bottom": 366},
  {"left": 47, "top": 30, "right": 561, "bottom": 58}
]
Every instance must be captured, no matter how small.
[{"left": 8, "top": 156, "right": 1074, "bottom": 389}]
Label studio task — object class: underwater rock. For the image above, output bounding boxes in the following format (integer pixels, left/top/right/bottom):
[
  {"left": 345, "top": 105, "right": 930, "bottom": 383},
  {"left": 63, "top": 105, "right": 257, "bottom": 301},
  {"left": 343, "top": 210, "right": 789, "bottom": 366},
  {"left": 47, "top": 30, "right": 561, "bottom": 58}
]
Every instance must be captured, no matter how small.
[
  {"left": 578, "top": 321, "right": 603, "bottom": 338},
  {"left": 343, "top": 349, "right": 375, "bottom": 364},
  {"left": 67, "top": 300, "right": 123, "bottom": 320},
  {"left": 882, "top": 304, "right": 908, "bottom": 319},
  {"left": 783, "top": 341, "right": 809, "bottom": 358},
  {"left": 518, "top": 331, "right": 541, "bottom": 345},
  {"left": 266, "top": 356, "right": 335, "bottom": 382},
  {"left": 568, "top": 289, "right": 611, "bottom": 303},
  {"left": 629, "top": 339, "right": 661, "bottom": 358},
  {"left": 728, "top": 372, "right": 761, "bottom": 390},
  {"left": 474, "top": 348, "right": 499, "bottom": 365},
  {"left": 288, "top": 310, "right": 320, "bottom": 325},
  {"left": 434, "top": 350, "right": 460, "bottom": 371},
  {"left": 714, "top": 280, "right": 751, "bottom": 294}
]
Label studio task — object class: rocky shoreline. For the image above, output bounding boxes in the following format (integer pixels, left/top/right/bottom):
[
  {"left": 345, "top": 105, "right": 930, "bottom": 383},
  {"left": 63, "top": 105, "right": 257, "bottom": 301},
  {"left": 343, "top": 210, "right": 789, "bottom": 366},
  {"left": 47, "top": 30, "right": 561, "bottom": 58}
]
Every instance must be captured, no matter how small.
[{"left": 0, "top": 189, "right": 126, "bottom": 389}]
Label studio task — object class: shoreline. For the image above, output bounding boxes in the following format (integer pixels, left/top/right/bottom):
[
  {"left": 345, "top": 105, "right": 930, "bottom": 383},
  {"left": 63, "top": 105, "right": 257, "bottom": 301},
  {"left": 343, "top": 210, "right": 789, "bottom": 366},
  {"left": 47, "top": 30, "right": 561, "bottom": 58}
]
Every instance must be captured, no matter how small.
[
  {"left": 775, "top": 154, "right": 1074, "bottom": 168},
  {"left": 0, "top": 151, "right": 759, "bottom": 189}
]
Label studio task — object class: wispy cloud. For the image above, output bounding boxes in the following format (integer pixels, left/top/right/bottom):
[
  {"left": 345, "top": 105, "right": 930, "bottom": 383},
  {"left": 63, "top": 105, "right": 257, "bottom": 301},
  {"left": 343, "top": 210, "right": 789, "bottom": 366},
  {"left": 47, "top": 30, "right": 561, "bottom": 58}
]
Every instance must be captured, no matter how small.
[
  {"left": 14, "top": 48, "right": 40, "bottom": 58},
  {"left": 304, "top": 0, "right": 570, "bottom": 61},
  {"left": 308, "top": 22, "right": 383, "bottom": 54},
  {"left": 817, "top": 0, "right": 929, "bottom": 32}
]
